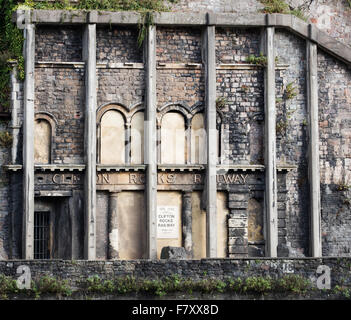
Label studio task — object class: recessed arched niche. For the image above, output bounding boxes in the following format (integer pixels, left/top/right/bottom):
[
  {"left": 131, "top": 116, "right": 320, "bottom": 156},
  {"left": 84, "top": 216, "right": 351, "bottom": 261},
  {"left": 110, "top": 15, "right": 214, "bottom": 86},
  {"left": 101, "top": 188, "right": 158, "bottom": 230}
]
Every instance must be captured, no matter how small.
[
  {"left": 131, "top": 111, "right": 144, "bottom": 164},
  {"left": 34, "top": 119, "right": 51, "bottom": 164},
  {"left": 161, "top": 112, "right": 186, "bottom": 164},
  {"left": 191, "top": 113, "right": 206, "bottom": 164},
  {"left": 100, "top": 110, "right": 125, "bottom": 165}
]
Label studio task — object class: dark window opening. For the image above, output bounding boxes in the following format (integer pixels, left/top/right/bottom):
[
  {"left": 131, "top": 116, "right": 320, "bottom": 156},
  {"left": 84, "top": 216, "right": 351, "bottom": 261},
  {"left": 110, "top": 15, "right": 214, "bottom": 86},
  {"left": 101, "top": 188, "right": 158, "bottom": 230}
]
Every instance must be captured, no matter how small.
[{"left": 34, "top": 211, "right": 51, "bottom": 259}]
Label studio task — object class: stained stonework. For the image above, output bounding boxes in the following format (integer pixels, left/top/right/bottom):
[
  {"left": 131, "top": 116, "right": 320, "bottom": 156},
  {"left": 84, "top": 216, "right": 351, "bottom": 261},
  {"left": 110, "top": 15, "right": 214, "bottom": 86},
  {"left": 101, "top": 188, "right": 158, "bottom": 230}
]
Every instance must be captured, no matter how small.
[
  {"left": 318, "top": 51, "right": 351, "bottom": 256},
  {"left": 2, "top": 5, "right": 351, "bottom": 261},
  {"left": 96, "top": 26, "right": 142, "bottom": 63},
  {"left": 35, "top": 26, "right": 82, "bottom": 62},
  {"left": 35, "top": 67, "right": 85, "bottom": 164}
]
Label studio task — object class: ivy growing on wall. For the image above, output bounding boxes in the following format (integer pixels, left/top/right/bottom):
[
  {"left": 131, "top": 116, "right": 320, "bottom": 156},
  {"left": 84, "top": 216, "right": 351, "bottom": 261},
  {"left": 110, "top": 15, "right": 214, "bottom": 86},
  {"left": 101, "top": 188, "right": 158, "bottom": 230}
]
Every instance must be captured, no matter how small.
[{"left": 0, "top": 0, "right": 24, "bottom": 113}]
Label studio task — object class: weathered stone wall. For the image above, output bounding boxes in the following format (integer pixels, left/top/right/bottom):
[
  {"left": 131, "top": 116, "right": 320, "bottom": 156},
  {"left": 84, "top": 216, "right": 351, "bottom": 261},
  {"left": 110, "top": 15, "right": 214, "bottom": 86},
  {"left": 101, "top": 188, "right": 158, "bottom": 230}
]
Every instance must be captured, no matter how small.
[
  {"left": 0, "top": 258, "right": 350, "bottom": 291},
  {"left": 318, "top": 50, "right": 351, "bottom": 256},
  {"left": 216, "top": 68, "right": 264, "bottom": 164},
  {"left": 215, "top": 28, "right": 263, "bottom": 165},
  {"left": 216, "top": 28, "right": 261, "bottom": 64},
  {"left": 157, "top": 27, "right": 202, "bottom": 63},
  {"left": 0, "top": 122, "right": 10, "bottom": 260},
  {"left": 35, "top": 26, "right": 82, "bottom": 62},
  {"left": 97, "top": 69, "right": 145, "bottom": 108},
  {"left": 96, "top": 26, "right": 142, "bottom": 63},
  {"left": 156, "top": 28, "right": 204, "bottom": 108},
  {"left": 170, "top": 0, "right": 351, "bottom": 49},
  {"left": 2, "top": 4, "right": 351, "bottom": 261},
  {"left": 35, "top": 67, "right": 85, "bottom": 164},
  {"left": 275, "top": 29, "right": 309, "bottom": 256}
]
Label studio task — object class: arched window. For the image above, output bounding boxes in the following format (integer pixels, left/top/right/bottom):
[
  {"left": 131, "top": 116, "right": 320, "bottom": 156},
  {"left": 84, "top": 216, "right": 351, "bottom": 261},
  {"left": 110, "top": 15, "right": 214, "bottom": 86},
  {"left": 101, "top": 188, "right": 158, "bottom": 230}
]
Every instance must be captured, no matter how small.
[
  {"left": 191, "top": 113, "right": 206, "bottom": 164},
  {"left": 131, "top": 111, "right": 144, "bottom": 164},
  {"left": 161, "top": 112, "right": 186, "bottom": 164},
  {"left": 34, "top": 119, "right": 51, "bottom": 164},
  {"left": 100, "top": 110, "right": 125, "bottom": 165}
]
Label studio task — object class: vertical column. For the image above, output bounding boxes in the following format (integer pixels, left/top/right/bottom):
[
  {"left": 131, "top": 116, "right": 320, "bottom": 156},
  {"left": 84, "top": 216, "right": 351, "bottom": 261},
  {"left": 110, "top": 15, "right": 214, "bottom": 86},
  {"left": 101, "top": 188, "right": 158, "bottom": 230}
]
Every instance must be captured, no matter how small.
[
  {"left": 108, "top": 192, "right": 119, "bottom": 259},
  {"left": 125, "top": 123, "right": 131, "bottom": 164},
  {"left": 145, "top": 25, "right": 157, "bottom": 259},
  {"left": 23, "top": 24, "right": 35, "bottom": 259},
  {"left": 307, "top": 40, "right": 321, "bottom": 257},
  {"left": 182, "top": 191, "right": 192, "bottom": 257},
  {"left": 204, "top": 25, "right": 217, "bottom": 257},
  {"left": 264, "top": 27, "right": 278, "bottom": 257},
  {"left": 83, "top": 24, "right": 97, "bottom": 260},
  {"left": 10, "top": 63, "right": 21, "bottom": 164},
  {"left": 186, "top": 120, "right": 192, "bottom": 164}
]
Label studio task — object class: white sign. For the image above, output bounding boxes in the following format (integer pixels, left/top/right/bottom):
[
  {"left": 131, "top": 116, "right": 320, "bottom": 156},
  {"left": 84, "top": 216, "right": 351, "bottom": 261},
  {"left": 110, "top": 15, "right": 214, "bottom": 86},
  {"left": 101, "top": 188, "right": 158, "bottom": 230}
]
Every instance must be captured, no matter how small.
[{"left": 157, "top": 206, "right": 179, "bottom": 239}]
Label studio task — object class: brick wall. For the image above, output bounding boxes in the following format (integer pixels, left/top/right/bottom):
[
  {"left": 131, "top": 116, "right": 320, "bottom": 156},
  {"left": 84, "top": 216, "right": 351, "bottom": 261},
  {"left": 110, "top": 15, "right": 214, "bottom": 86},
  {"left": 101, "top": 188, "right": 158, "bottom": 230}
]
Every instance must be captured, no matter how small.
[
  {"left": 318, "top": 50, "right": 351, "bottom": 256},
  {"left": 275, "top": 29, "right": 309, "bottom": 256},
  {"left": 35, "top": 26, "right": 82, "bottom": 62},
  {"left": 96, "top": 26, "right": 142, "bottom": 63},
  {"left": 35, "top": 67, "right": 85, "bottom": 164}
]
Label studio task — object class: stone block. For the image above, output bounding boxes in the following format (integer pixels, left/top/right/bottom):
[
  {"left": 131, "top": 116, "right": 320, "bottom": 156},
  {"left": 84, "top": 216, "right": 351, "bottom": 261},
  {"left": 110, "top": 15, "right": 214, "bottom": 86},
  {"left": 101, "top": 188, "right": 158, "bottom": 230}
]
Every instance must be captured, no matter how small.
[
  {"left": 228, "top": 245, "right": 248, "bottom": 254},
  {"left": 228, "top": 218, "right": 247, "bottom": 228},
  {"left": 228, "top": 228, "right": 248, "bottom": 237},
  {"left": 160, "top": 246, "right": 187, "bottom": 260},
  {"left": 228, "top": 200, "right": 248, "bottom": 209}
]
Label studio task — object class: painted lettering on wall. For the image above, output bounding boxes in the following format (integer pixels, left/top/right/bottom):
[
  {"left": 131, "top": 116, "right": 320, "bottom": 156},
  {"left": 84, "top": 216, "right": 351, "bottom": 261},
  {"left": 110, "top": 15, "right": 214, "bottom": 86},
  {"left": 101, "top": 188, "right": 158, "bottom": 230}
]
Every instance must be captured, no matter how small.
[{"left": 95, "top": 172, "right": 249, "bottom": 185}]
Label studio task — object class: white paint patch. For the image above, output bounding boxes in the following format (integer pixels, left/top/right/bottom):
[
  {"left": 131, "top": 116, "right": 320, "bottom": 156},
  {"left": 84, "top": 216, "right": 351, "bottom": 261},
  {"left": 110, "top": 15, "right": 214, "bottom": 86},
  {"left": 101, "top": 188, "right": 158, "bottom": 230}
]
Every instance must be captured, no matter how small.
[{"left": 109, "top": 229, "right": 118, "bottom": 251}]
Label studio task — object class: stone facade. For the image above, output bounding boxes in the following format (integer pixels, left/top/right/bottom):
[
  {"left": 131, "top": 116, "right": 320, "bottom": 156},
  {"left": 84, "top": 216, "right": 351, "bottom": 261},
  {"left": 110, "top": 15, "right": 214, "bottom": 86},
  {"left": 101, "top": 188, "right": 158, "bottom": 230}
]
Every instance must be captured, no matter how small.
[{"left": 1, "top": 2, "right": 351, "bottom": 263}]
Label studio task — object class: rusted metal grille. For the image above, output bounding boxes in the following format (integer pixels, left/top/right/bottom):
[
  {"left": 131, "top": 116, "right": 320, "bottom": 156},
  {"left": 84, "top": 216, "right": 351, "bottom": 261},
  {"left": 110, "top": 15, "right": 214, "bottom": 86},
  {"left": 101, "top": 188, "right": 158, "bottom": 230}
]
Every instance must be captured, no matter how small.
[{"left": 34, "top": 211, "right": 50, "bottom": 259}]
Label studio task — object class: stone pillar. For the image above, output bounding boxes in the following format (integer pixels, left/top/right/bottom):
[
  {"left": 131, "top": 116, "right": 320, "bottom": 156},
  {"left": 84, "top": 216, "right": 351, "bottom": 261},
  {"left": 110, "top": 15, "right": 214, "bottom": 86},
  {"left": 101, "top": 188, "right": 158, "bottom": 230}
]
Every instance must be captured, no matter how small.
[
  {"left": 10, "top": 62, "right": 21, "bottom": 164},
  {"left": 83, "top": 24, "right": 97, "bottom": 260},
  {"left": 125, "top": 122, "right": 131, "bottom": 164},
  {"left": 23, "top": 24, "right": 35, "bottom": 259},
  {"left": 264, "top": 27, "right": 278, "bottom": 257},
  {"left": 145, "top": 25, "right": 157, "bottom": 259},
  {"left": 108, "top": 192, "right": 119, "bottom": 259},
  {"left": 156, "top": 123, "right": 161, "bottom": 164},
  {"left": 186, "top": 119, "right": 191, "bottom": 164},
  {"left": 203, "top": 24, "right": 217, "bottom": 258},
  {"left": 307, "top": 40, "right": 322, "bottom": 257},
  {"left": 228, "top": 189, "right": 249, "bottom": 257},
  {"left": 182, "top": 191, "right": 192, "bottom": 257}
]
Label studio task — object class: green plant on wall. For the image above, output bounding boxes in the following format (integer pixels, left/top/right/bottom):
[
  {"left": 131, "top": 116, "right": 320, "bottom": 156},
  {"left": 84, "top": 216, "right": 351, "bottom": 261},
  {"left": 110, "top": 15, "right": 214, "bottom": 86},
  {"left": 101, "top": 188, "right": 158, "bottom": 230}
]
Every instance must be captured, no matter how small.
[
  {"left": 0, "top": 131, "right": 13, "bottom": 148},
  {"left": 284, "top": 82, "right": 298, "bottom": 100},
  {"left": 0, "top": 0, "right": 25, "bottom": 114},
  {"left": 216, "top": 97, "right": 227, "bottom": 109},
  {"left": 259, "top": 0, "right": 307, "bottom": 21},
  {"left": 1, "top": 1, "right": 178, "bottom": 113},
  {"left": 246, "top": 53, "right": 267, "bottom": 66}
]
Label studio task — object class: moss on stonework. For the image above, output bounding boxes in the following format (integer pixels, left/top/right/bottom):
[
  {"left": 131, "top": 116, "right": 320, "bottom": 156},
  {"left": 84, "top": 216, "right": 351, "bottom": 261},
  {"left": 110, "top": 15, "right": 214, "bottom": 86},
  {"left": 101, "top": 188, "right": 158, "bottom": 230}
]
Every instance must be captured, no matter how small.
[
  {"left": 1, "top": 273, "right": 351, "bottom": 299},
  {"left": 259, "top": 0, "right": 308, "bottom": 22},
  {"left": 17, "top": 0, "right": 175, "bottom": 12}
]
